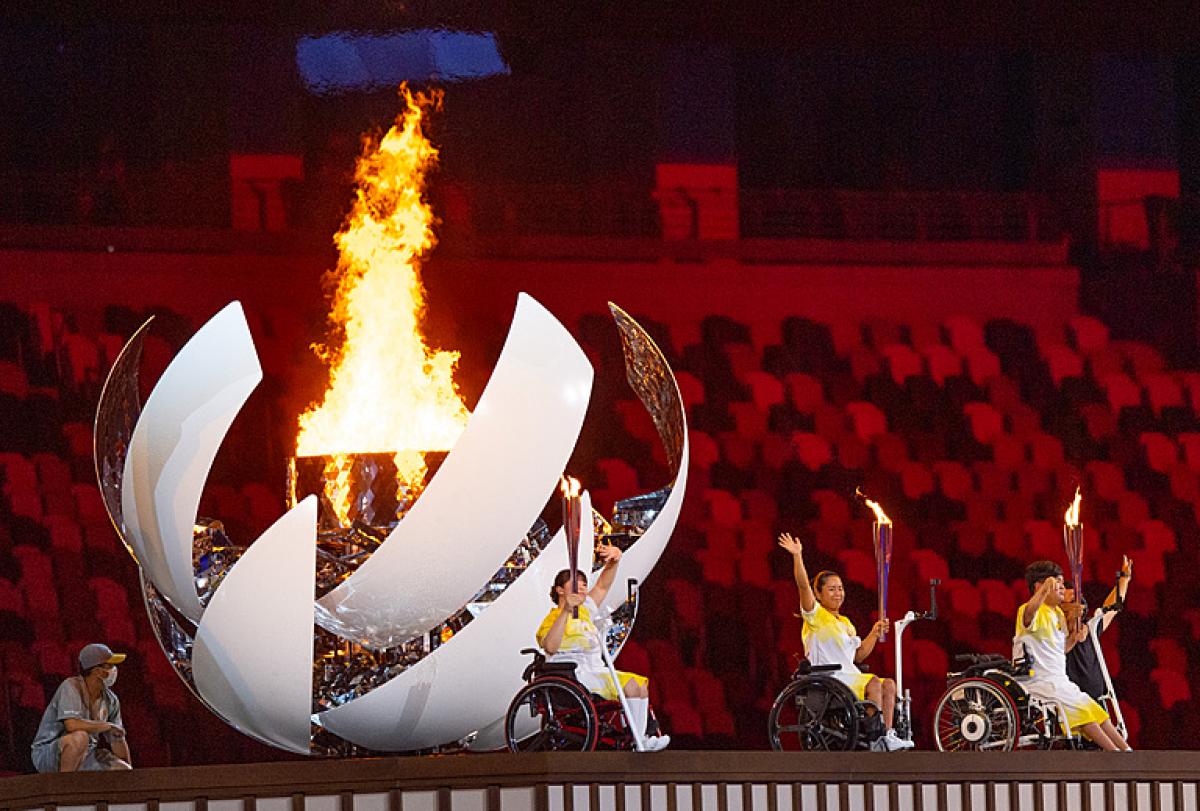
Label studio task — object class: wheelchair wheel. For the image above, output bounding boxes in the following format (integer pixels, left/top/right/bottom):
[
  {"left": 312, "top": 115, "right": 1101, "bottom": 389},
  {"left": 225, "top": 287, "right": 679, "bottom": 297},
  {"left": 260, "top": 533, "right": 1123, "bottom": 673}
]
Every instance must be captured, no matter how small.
[
  {"left": 768, "top": 678, "right": 860, "bottom": 751},
  {"left": 933, "top": 678, "right": 1020, "bottom": 751},
  {"left": 505, "top": 676, "right": 599, "bottom": 752}
]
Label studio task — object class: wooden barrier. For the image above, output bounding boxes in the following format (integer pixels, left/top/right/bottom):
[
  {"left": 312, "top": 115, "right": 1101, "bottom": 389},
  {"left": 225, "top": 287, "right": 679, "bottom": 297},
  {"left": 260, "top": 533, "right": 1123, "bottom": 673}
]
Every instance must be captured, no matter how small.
[{"left": 3, "top": 751, "right": 1199, "bottom": 811}]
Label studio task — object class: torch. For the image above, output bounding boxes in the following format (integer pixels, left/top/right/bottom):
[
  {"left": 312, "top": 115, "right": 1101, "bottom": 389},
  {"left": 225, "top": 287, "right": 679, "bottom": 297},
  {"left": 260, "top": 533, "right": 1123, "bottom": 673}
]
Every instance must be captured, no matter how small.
[
  {"left": 561, "top": 475, "right": 583, "bottom": 618},
  {"left": 1063, "top": 487, "right": 1084, "bottom": 616},
  {"left": 857, "top": 488, "right": 894, "bottom": 641}
]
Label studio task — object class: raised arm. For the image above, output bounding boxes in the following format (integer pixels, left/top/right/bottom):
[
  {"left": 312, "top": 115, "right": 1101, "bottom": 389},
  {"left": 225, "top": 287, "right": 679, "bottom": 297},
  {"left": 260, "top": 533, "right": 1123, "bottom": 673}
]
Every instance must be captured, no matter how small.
[
  {"left": 1021, "top": 577, "right": 1054, "bottom": 629},
  {"left": 587, "top": 544, "right": 622, "bottom": 607},
  {"left": 778, "top": 533, "right": 815, "bottom": 613},
  {"left": 1101, "top": 555, "right": 1132, "bottom": 632}
]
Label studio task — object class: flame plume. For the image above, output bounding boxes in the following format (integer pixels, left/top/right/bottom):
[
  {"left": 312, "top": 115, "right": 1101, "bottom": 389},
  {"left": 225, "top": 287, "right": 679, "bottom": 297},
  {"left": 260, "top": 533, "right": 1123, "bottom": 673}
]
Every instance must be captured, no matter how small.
[
  {"left": 855, "top": 487, "right": 893, "bottom": 526},
  {"left": 1064, "top": 487, "right": 1082, "bottom": 528},
  {"left": 297, "top": 87, "right": 469, "bottom": 490}
]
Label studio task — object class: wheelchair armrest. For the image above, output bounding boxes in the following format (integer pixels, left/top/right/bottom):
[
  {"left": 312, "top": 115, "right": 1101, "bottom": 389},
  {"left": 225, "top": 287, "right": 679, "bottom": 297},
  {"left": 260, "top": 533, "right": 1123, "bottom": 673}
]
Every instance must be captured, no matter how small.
[
  {"left": 798, "top": 663, "right": 842, "bottom": 676},
  {"left": 520, "top": 648, "right": 540, "bottom": 656}
]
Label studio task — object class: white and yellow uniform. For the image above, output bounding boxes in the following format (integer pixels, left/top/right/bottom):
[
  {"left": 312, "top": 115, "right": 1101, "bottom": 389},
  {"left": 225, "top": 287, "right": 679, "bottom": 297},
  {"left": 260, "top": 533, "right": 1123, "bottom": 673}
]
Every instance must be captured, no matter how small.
[
  {"left": 800, "top": 603, "right": 875, "bottom": 700},
  {"left": 537, "top": 597, "right": 648, "bottom": 700},
  {"left": 1014, "top": 602, "right": 1109, "bottom": 730}
]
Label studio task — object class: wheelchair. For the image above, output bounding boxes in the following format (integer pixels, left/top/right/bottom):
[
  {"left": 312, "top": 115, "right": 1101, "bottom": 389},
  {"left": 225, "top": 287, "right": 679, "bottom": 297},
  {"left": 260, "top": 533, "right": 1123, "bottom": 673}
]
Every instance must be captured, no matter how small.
[
  {"left": 767, "top": 660, "right": 885, "bottom": 751},
  {"left": 503, "top": 648, "right": 656, "bottom": 751},
  {"left": 932, "top": 653, "right": 1083, "bottom": 751},
  {"left": 768, "top": 580, "right": 938, "bottom": 751}
]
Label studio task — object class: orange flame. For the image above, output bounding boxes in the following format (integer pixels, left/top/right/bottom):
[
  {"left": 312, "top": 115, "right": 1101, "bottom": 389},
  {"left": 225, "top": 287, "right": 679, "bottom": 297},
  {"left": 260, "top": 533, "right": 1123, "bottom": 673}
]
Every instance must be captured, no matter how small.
[
  {"left": 297, "top": 86, "right": 469, "bottom": 487},
  {"left": 1064, "top": 487, "right": 1082, "bottom": 528},
  {"left": 856, "top": 487, "right": 892, "bottom": 526},
  {"left": 560, "top": 475, "right": 581, "bottom": 499}
]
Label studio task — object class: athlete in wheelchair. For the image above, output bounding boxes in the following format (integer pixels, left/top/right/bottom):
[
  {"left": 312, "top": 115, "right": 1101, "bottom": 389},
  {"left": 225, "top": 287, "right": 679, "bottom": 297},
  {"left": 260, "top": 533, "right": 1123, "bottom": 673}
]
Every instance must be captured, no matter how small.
[
  {"left": 768, "top": 534, "right": 936, "bottom": 751},
  {"left": 933, "top": 561, "right": 1133, "bottom": 751},
  {"left": 503, "top": 544, "right": 669, "bottom": 752}
]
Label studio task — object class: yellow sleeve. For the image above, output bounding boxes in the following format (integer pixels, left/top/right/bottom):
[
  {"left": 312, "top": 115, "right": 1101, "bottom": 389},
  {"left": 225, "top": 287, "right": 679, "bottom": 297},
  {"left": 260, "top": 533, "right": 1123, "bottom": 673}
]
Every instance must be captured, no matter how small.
[
  {"left": 535, "top": 609, "right": 561, "bottom": 647},
  {"left": 1016, "top": 602, "right": 1054, "bottom": 637}
]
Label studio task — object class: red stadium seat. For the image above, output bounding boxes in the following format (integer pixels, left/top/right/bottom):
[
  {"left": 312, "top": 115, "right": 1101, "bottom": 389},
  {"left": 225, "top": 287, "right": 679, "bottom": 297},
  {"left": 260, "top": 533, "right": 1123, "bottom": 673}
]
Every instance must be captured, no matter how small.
[
  {"left": 978, "top": 579, "right": 1014, "bottom": 614},
  {"left": 1117, "top": 492, "right": 1150, "bottom": 527},
  {"left": 1085, "top": 461, "right": 1126, "bottom": 501},
  {"left": 745, "top": 371, "right": 785, "bottom": 412},
  {"left": 784, "top": 373, "right": 825, "bottom": 413},
  {"left": 909, "top": 322, "right": 945, "bottom": 351},
  {"left": 882, "top": 344, "right": 924, "bottom": 385},
  {"left": 922, "top": 344, "right": 963, "bottom": 385},
  {"left": 1024, "top": 520, "right": 1060, "bottom": 561},
  {"left": 848, "top": 347, "right": 882, "bottom": 383},
  {"left": 964, "top": 347, "right": 1002, "bottom": 386},
  {"left": 791, "top": 432, "right": 833, "bottom": 471},
  {"left": 836, "top": 549, "right": 876, "bottom": 590},
  {"left": 1142, "top": 372, "right": 1185, "bottom": 414},
  {"left": 1080, "top": 404, "right": 1117, "bottom": 440},
  {"left": 934, "top": 461, "right": 972, "bottom": 500},
  {"left": 963, "top": 403, "right": 1003, "bottom": 444},
  {"left": 1139, "top": 432, "right": 1178, "bottom": 473},
  {"left": 992, "top": 435, "right": 1026, "bottom": 469},
  {"left": 1099, "top": 374, "right": 1143, "bottom": 412},
  {"left": 1029, "top": 433, "right": 1065, "bottom": 469},
  {"left": 1169, "top": 466, "right": 1200, "bottom": 503},
  {"left": 1068, "top": 315, "right": 1110, "bottom": 353},
  {"left": 944, "top": 578, "right": 982, "bottom": 616},
  {"left": 729, "top": 403, "right": 768, "bottom": 442},
  {"left": 1043, "top": 344, "right": 1084, "bottom": 385},
  {"left": 1137, "top": 520, "right": 1177, "bottom": 554},
  {"left": 910, "top": 549, "right": 949, "bottom": 583},
  {"left": 703, "top": 489, "right": 743, "bottom": 528},
  {"left": 689, "top": 430, "right": 719, "bottom": 472},
  {"left": 1115, "top": 340, "right": 1165, "bottom": 377},
  {"left": 900, "top": 462, "right": 934, "bottom": 499},
  {"left": 846, "top": 401, "right": 887, "bottom": 442},
  {"left": 811, "top": 490, "right": 851, "bottom": 527},
  {"left": 674, "top": 370, "right": 705, "bottom": 407},
  {"left": 945, "top": 316, "right": 985, "bottom": 354}
]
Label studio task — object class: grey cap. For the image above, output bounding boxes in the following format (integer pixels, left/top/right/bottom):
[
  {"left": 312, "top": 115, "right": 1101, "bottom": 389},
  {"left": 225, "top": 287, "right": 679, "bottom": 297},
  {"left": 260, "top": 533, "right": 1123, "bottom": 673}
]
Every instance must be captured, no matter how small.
[{"left": 78, "top": 643, "right": 126, "bottom": 671}]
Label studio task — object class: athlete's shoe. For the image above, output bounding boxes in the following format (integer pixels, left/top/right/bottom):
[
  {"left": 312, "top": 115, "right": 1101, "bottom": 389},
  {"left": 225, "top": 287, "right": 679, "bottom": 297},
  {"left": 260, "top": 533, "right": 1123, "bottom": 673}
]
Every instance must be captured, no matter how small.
[
  {"left": 642, "top": 734, "right": 671, "bottom": 752},
  {"left": 881, "top": 729, "right": 914, "bottom": 751}
]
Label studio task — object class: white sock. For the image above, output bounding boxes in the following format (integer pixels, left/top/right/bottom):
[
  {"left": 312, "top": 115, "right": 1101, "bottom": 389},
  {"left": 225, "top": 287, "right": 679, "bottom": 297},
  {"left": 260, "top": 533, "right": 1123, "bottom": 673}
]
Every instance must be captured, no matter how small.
[{"left": 628, "top": 696, "right": 649, "bottom": 736}]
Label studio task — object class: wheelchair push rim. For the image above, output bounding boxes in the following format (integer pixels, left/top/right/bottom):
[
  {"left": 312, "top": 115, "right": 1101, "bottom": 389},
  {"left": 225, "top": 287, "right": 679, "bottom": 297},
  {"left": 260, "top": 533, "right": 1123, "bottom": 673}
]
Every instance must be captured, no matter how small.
[
  {"left": 768, "top": 677, "right": 860, "bottom": 752},
  {"left": 505, "top": 676, "right": 600, "bottom": 752},
  {"left": 933, "top": 677, "right": 1020, "bottom": 752}
]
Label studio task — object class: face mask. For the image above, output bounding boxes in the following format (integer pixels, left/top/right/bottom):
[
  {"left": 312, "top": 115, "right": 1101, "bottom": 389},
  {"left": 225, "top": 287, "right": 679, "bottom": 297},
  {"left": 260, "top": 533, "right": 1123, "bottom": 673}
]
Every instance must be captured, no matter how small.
[{"left": 103, "top": 667, "right": 118, "bottom": 688}]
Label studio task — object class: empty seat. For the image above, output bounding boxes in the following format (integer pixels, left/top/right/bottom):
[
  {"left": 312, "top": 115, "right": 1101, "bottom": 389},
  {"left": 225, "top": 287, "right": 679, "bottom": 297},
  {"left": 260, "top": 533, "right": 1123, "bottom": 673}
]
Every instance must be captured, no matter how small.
[
  {"left": 1140, "top": 433, "right": 1178, "bottom": 474},
  {"left": 1068, "top": 315, "right": 1110, "bottom": 353},
  {"left": 791, "top": 433, "right": 832, "bottom": 471},
  {"left": 845, "top": 401, "right": 887, "bottom": 442}
]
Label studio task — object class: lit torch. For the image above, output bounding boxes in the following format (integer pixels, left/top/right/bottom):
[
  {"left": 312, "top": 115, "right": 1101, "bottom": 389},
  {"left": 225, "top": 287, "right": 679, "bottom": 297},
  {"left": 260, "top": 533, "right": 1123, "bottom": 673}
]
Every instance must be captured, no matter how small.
[
  {"left": 1064, "top": 487, "right": 1084, "bottom": 609},
  {"left": 857, "top": 488, "right": 893, "bottom": 641},
  {"left": 561, "top": 475, "right": 583, "bottom": 618}
]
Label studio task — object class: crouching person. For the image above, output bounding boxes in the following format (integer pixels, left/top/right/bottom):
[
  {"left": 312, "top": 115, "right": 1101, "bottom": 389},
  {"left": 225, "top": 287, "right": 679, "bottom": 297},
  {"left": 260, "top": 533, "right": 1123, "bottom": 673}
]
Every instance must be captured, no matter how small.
[{"left": 31, "top": 643, "right": 132, "bottom": 772}]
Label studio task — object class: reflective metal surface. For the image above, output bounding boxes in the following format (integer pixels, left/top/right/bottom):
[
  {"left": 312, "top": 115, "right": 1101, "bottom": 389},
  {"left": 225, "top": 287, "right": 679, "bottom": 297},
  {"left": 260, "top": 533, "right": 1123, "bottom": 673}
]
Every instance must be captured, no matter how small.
[
  {"left": 93, "top": 316, "right": 153, "bottom": 562},
  {"left": 609, "top": 302, "right": 685, "bottom": 475}
]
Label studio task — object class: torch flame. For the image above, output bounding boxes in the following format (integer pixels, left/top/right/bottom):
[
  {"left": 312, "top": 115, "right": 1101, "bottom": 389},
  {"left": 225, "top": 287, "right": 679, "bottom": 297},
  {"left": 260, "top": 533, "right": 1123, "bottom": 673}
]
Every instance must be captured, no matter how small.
[
  {"left": 560, "top": 475, "right": 581, "bottom": 499},
  {"left": 297, "top": 86, "right": 469, "bottom": 490},
  {"left": 1064, "top": 487, "right": 1082, "bottom": 528},
  {"left": 856, "top": 487, "right": 893, "bottom": 526}
]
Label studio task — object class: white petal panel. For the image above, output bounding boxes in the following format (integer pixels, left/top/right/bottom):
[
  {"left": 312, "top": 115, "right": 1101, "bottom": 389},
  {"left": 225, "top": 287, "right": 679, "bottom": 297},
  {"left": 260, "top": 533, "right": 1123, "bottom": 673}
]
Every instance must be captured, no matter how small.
[
  {"left": 599, "top": 439, "right": 689, "bottom": 615},
  {"left": 120, "top": 302, "right": 262, "bottom": 622},
  {"left": 316, "top": 293, "right": 593, "bottom": 649},
  {"left": 193, "top": 497, "right": 318, "bottom": 755},
  {"left": 318, "top": 493, "right": 596, "bottom": 751}
]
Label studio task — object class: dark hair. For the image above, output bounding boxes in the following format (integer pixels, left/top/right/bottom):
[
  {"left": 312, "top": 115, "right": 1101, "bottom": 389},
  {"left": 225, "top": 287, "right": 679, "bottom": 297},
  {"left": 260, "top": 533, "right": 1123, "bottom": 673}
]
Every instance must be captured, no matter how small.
[
  {"left": 1025, "top": 560, "right": 1063, "bottom": 593},
  {"left": 550, "top": 569, "right": 588, "bottom": 604},
  {"left": 812, "top": 570, "right": 841, "bottom": 593}
]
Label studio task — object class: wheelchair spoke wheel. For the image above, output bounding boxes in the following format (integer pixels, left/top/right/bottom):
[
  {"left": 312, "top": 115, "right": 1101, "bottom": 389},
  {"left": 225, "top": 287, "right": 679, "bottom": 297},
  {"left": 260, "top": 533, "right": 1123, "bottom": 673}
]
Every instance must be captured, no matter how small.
[
  {"left": 768, "top": 678, "right": 860, "bottom": 751},
  {"left": 933, "top": 678, "right": 1019, "bottom": 752},
  {"left": 505, "top": 677, "right": 598, "bottom": 752}
]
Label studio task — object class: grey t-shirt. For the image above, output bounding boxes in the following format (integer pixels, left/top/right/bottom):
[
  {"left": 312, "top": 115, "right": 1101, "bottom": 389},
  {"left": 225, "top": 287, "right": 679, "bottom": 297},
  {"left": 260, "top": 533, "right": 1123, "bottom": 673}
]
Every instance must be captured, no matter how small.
[{"left": 31, "top": 677, "right": 122, "bottom": 757}]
